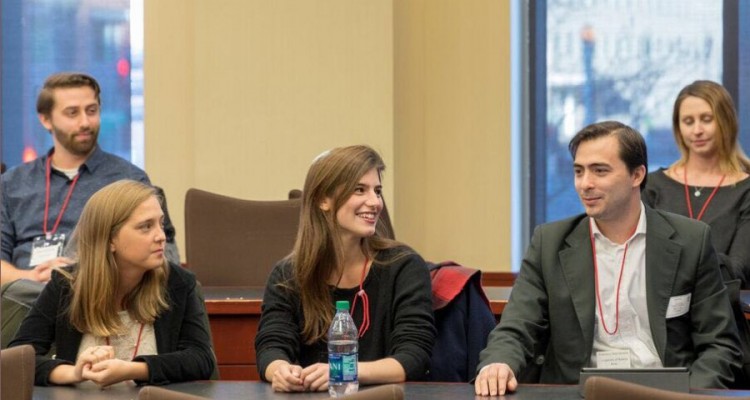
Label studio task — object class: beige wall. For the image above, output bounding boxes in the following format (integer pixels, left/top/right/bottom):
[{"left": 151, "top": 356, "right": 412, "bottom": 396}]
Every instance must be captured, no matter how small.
[
  {"left": 394, "top": 1, "right": 511, "bottom": 271},
  {"left": 145, "top": 0, "right": 512, "bottom": 271}
]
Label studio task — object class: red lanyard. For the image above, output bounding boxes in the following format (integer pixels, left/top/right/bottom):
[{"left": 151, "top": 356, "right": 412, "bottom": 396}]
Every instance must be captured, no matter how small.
[
  {"left": 105, "top": 323, "right": 145, "bottom": 360},
  {"left": 350, "top": 257, "right": 370, "bottom": 338},
  {"left": 682, "top": 168, "right": 725, "bottom": 221},
  {"left": 43, "top": 155, "right": 81, "bottom": 237},
  {"left": 590, "top": 219, "right": 637, "bottom": 335}
]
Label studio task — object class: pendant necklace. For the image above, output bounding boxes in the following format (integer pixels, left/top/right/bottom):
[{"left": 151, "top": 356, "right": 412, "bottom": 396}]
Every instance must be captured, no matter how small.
[{"left": 683, "top": 168, "right": 726, "bottom": 221}]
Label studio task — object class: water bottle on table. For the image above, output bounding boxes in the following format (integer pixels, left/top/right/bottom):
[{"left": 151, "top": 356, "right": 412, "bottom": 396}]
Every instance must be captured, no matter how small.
[{"left": 328, "top": 300, "right": 359, "bottom": 397}]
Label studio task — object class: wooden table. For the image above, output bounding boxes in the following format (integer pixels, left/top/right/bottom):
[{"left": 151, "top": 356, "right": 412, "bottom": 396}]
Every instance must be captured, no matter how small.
[
  {"left": 203, "top": 287, "right": 511, "bottom": 380},
  {"left": 203, "top": 286, "right": 750, "bottom": 381},
  {"left": 32, "top": 381, "right": 750, "bottom": 400},
  {"left": 203, "top": 287, "right": 264, "bottom": 380}
]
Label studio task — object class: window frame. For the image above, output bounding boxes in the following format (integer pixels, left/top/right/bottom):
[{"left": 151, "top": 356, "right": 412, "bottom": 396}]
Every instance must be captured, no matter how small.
[{"left": 517, "top": 0, "right": 748, "bottom": 270}]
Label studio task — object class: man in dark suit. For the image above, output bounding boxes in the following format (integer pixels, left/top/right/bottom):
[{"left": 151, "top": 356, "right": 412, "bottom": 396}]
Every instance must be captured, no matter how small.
[{"left": 475, "top": 121, "right": 742, "bottom": 395}]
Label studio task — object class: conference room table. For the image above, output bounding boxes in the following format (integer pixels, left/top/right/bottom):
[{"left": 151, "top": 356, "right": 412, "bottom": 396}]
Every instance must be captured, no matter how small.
[
  {"left": 202, "top": 286, "right": 750, "bottom": 381},
  {"left": 201, "top": 286, "right": 514, "bottom": 380},
  {"left": 30, "top": 381, "right": 750, "bottom": 400}
]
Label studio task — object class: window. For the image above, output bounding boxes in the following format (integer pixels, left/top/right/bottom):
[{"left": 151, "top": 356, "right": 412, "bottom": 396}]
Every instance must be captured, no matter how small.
[
  {"left": 524, "top": 0, "right": 749, "bottom": 227},
  {"left": 512, "top": 0, "right": 750, "bottom": 270},
  {"left": 1, "top": 0, "right": 143, "bottom": 169}
]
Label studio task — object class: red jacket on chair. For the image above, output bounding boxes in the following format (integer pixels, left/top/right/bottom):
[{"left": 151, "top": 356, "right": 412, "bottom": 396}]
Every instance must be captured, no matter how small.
[{"left": 426, "top": 261, "right": 496, "bottom": 382}]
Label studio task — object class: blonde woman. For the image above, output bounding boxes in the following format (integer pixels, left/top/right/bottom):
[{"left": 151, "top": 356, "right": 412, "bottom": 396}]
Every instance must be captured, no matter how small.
[
  {"left": 255, "top": 145, "right": 435, "bottom": 392},
  {"left": 643, "top": 80, "right": 750, "bottom": 286},
  {"left": 9, "top": 180, "right": 214, "bottom": 387}
]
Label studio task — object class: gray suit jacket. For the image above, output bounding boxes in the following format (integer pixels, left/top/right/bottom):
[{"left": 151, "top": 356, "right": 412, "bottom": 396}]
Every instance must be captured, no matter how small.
[{"left": 478, "top": 207, "right": 742, "bottom": 388}]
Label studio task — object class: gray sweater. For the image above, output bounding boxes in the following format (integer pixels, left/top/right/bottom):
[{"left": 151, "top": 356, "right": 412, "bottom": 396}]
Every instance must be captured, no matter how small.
[{"left": 643, "top": 168, "right": 750, "bottom": 286}]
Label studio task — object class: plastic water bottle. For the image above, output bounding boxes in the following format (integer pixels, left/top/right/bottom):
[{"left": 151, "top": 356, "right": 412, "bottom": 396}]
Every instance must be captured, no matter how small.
[{"left": 328, "top": 300, "right": 359, "bottom": 397}]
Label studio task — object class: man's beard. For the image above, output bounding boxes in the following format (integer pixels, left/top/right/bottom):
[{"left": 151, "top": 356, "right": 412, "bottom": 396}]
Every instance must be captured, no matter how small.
[{"left": 53, "top": 128, "right": 98, "bottom": 157}]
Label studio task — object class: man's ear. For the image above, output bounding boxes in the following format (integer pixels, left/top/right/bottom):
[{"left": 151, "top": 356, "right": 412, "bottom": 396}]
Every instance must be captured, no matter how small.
[
  {"left": 632, "top": 165, "right": 646, "bottom": 188},
  {"left": 38, "top": 113, "right": 53, "bottom": 132}
]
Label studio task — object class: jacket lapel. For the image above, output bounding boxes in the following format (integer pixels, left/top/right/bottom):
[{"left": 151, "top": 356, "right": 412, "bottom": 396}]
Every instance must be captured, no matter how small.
[
  {"left": 559, "top": 217, "right": 596, "bottom": 349},
  {"left": 644, "top": 207, "right": 681, "bottom": 362}
]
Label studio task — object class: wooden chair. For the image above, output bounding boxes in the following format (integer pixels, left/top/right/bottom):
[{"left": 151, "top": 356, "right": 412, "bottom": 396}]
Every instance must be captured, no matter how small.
[
  {"left": 287, "top": 188, "right": 302, "bottom": 199},
  {"left": 138, "top": 386, "right": 209, "bottom": 400},
  {"left": 1, "top": 344, "right": 35, "bottom": 400},
  {"left": 184, "top": 188, "right": 301, "bottom": 286},
  {"left": 584, "top": 376, "right": 750, "bottom": 400},
  {"left": 340, "top": 384, "right": 405, "bottom": 400}
]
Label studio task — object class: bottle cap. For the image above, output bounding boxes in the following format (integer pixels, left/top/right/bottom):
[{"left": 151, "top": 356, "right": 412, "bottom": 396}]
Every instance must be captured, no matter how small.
[{"left": 335, "top": 300, "right": 350, "bottom": 311}]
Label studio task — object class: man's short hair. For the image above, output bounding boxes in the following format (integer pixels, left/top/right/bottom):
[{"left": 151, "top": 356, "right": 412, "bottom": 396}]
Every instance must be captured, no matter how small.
[
  {"left": 36, "top": 72, "right": 101, "bottom": 117},
  {"left": 568, "top": 120, "right": 648, "bottom": 190}
]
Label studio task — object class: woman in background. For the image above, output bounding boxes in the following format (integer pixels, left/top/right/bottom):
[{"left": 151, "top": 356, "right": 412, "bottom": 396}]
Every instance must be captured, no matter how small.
[
  {"left": 255, "top": 145, "right": 435, "bottom": 392},
  {"left": 643, "top": 80, "right": 750, "bottom": 285},
  {"left": 10, "top": 180, "right": 214, "bottom": 387}
]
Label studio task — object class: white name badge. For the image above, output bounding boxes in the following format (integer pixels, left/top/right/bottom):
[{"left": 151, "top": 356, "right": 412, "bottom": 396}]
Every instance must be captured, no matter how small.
[
  {"left": 596, "top": 350, "right": 631, "bottom": 368},
  {"left": 666, "top": 293, "right": 691, "bottom": 319},
  {"left": 29, "top": 233, "right": 66, "bottom": 267}
]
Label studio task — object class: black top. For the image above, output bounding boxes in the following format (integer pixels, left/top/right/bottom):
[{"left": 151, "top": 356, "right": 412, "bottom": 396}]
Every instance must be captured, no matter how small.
[
  {"left": 254, "top": 247, "right": 436, "bottom": 381},
  {"left": 9, "top": 263, "right": 215, "bottom": 386},
  {"left": 642, "top": 168, "right": 750, "bottom": 286}
]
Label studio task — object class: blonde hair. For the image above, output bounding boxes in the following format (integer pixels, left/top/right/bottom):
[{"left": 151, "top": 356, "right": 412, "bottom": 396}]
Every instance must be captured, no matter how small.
[
  {"left": 292, "top": 145, "right": 406, "bottom": 343},
  {"left": 62, "top": 180, "right": 168, "bottom": 337},
  {"left": 672, "top": 80, "right": 750, "bottom": 174}
]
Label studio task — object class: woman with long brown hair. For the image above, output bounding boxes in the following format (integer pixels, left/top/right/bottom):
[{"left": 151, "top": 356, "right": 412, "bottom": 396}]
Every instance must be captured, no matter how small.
[
  {"left": 643, "top": 80, "right": 750, "bottom": 286},
  {"left": 255, "top": 145, "right": 435, "bottom": 392},
  {"left": 10, "top": 180, "right": 215, "bottom": 387}
]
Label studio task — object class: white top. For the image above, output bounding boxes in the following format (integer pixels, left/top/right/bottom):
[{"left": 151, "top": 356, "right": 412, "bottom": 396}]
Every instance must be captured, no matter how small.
[
  {"left": 77, "top": 310, "right": 157, "bottom": 361},
  {"left": 589, "top": 202, "right": 662, "bottom": 368},
  {"left": 52, "top": 165, "right": 79, "bottom": 180}
]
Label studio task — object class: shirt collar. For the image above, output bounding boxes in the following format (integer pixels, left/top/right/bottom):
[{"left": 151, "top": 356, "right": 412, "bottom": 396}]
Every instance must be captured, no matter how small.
[
  {"left": 45, "top": 145, "right": 103, "bottom": 173},
  {"left": 590, "top": 201, "right": 647, "bottom": 245},
  {"left": 80, "top": 145, "right": 105, "bottom": 173}
]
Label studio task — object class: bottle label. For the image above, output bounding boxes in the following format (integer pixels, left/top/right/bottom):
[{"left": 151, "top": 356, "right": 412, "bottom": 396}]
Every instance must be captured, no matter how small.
[{"left": 329, "top": 352, "right": 358, "bottom": 382}]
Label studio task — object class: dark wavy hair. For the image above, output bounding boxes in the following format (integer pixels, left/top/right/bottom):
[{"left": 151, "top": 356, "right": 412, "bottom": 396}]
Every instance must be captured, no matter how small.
[{"left": 569, "top": 120, "right": 648, "bottom": 190}]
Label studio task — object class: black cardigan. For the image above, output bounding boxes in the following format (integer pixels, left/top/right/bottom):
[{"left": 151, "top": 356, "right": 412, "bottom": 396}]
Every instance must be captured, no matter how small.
[
  {"left": 9, "top": 263, "right": 215, "bottom": 386},
  {"left": 255, "top": 247, "right": 436, "bottom": 381}
]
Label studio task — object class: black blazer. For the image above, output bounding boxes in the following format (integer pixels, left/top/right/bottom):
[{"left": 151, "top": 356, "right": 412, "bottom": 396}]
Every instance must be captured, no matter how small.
[
  {"left": 9, "top": 263, "right": 215, "bottom": 386},
  {"left": 478, "top": 207, "right": 742, "bottom": 388}
]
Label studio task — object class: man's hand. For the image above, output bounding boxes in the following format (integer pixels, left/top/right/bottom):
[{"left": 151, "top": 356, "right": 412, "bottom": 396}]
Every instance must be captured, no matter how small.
[
  {"left": 300, "top": 362, "right": 329, "bottom": 392},
  {"left": 474, "top": 363, "right": 518, "bottom": 396},
  {"left": 29, "top": 257, "right": 74, "bottom": 283}
]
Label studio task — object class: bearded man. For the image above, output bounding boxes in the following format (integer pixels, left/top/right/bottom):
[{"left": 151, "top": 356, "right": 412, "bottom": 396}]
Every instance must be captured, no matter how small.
[{"left": 1, "top": 72, "right": 179, "bottom": 284}]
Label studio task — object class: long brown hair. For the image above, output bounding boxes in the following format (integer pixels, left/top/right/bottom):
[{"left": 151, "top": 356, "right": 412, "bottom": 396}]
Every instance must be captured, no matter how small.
[
  {"left": 671, "top": 80, "right": 750, "bottom": 174},
  {"left": 62, "top": 180, "right": 169, "bottom": 337},
  {"left": 292, "top": 145, "right": 405, "bottom": 343}
]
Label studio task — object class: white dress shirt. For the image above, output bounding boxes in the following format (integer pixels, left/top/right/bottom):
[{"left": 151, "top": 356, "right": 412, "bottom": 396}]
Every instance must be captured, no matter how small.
[{"left": 589, "top": 202, "right": 662, "bottom": 368}]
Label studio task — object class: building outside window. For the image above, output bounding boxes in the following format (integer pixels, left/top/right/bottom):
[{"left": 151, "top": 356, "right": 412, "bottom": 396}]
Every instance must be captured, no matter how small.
[
  {"left": 1, "top": 0, "right": 143, "bottom": 170},
  {"left": 526, "top": 0, "right": 749, "bottom": 226},
  {"left": 511, "top": 0, "right": 750, "bottom": 269}
]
